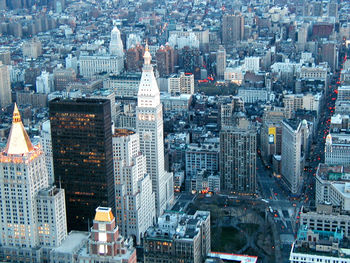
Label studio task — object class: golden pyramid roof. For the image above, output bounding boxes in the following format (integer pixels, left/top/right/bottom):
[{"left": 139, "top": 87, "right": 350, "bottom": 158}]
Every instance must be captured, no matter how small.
[
  {"left": 3, "top": 104, "right": 34, "bottom": 155},
  {"left": 94, "top": 207, "right": 114, "bottom": 222}
]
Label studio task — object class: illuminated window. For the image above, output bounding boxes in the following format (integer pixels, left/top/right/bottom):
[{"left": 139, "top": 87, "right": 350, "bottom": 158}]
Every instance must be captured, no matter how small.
[
  {"left": 99, "top": 244, "right": 106, "bottom": 254},
  {"left": 99, "top": 232, "right": 107, "bottom": 242}
]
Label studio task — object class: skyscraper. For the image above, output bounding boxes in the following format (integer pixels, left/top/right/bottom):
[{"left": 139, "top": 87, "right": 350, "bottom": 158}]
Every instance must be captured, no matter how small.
[
  {"left": 126, "top": 44, "right": 144, "bottom": 72},
  {"left": 0, "top": 61, "right": 11, "bottom": 108},
  {"left": 113, "top": 129, "right": 155, "bottom": 244},
  {"left": 281, "top": 119, "right": 309, "bottom": 194},
  {"left": 40, "top": 120, "right": 54, "bottom": 184},
  {"left": 222, "top": 14, "right": 244, "bottom": 47},
  {"left": 109, "top": 26, "right": 124, "bottom": 57},
  {"left": 136, "top": 45, "right": 174, "bottom": 217},
  {"left": 49, "top": 98, "right": 114, "bottom": 231},
  {"left": 219, "top": 106, "right": 257, "bottom": 194},
  {"left": 156, "top": 44, "right": 175, "bottom": 77},
  {"left": 0, "top": 104, "right": 67, "bottom": 261},
  {"left": 216, "top": 45, "right": 226, "bottom": 80}
]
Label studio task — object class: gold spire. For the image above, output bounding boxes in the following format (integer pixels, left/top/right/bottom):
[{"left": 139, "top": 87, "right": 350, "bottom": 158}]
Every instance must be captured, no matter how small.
[
  {"left": 12, "top": 103, "right": 21, "bottom": 123},
  {"left": 3, "top": 104, "right": 34, "bottom": 155},
  {"left": 94, "top": 207, "right": 114, "bottom": 222}
]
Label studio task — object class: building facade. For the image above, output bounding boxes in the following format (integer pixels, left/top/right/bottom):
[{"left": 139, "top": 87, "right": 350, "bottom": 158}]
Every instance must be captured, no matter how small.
[
  {"left": 222, "top": 14, "right": 244, "bottom": 46},
  {"left": 109, "top": 26, "right": 124, "bottom": 57},
  {"left": 144, "top": 211, "right": 210, "bottom": 263},
  {"left": 49, "top": 98, "right": 114, "bottom": 231},
  {"left": 220, "top": 122, "right": 257, "bottom": 194},
  {"left": 136, "top": 45, "right": 174, "bottom": 217},
  {"left": 0, "top": 104, "right": 67, "bottom": 262},
  {"left": 216, "top": 45, "right": 226, "bottom": 80},
  {"left": 112, "top": 129, "right": 155, "bottom": 244},
  {"left": 0, "top": 61, "right": 11, "bottom": 108},
  {"left": 281, "top": 119, "right": 309, "bottom": 194}
]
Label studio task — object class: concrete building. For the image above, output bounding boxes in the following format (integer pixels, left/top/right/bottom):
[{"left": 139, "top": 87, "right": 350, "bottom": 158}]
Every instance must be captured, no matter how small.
[
  {"left": 168, "top": 29, "right": 209, "bottom": 51},
  {"left": 224, "top": 67, "right": 244, "bottom": 85},
  {"left": 136, "top": 45, "right": 174, "bottom": 217},
  {"left": 0, "top": 105, "right": 67, "bottom": 262},
  {"left": 16, "top": 90, "right": 48, "bottom": 108},
  {"left": 0, "top": 61, "right": 11, "bottom": 108},
  {"left": 315, "top": 164, "right": 350, "bottom": 210},
  {"left": 112, "top": 129, "right": 155, "bottom": 244},
  {"left": 243, "top": 56, "right": 260, "bottom": 72},
  {"left": 325, "top": 133, "right": 350, "bottom": 165},
  {"left": 222, "top": 14, "right": 244, "bottom": 46},
  {"left": 338, "top": 86, "right": 350, "bottom": 102},
  {"left": 260, "top": 122, "right": 283, "bottom": 166},
  {"left": 144, "top": 211, "right": 210, "bottom": 263},
  {"left": 185, "top": 143, "right": 219, "bottom": 177},
  {"left": 300, "top": 205, "right": 350, "bottom": 237},
  {"left": 109, "top": 26, "right": 124, "bottom": 57},
  {"left": 156, "top": 45, "right": 175, "bottom": 77},
  {"left": 65, "top": 54, "right": 78, "bottom": 72},
  {"left": 187, "top": 170, "right": 221, "bottom": 193},
  {"left": 0, "top": 50, "right": 11, "bottom": 65},
  {"left": 104, "top": 73, "right": 141, "bottom": 98},
  {"left": 160, "top": 93, "right": 192, "bottom": 114},
  {"left": 50, "top": 207, "right": 137, "bottom": 263},
  {"left": 40, "top": 120, "right": 54, "bottom": 184},
  {"left": 87, "top": 89, "right": 117, "bottom": 123},
  {"left": 216, "top": 45, "right": 226, "bottom": 80},
  {"left": 168, "top": 72, "right": 194, "bottom": 95},
  {"left": 36, "top": 70, "right": 53, "bottom": 94},
  {"left": 237, "top": 87, "right": 268, "bottom": 103},
  {"left": 53, "top": 67, "right": 76, "bottom": 91},
  {"left": 126, "top": 44, "right": 144, "bottom": 72},
  {"left": 281, "top": 119, "right": 310, "bottom": 194},
  {"left": 22, "top": 38, "right": 42, "bottom": 59},
  {"left": 79, "top": 55, "right": 123, "bottom": 78},
  {"left": 283, "top": 93, "right": 322, "bottom": 119},
  {"left": 289, "top": 226, "right": 350, "bottom": 263},
  {"left": 220, "top": 118, "right": 257, "bottom": 194},
  {"left": 321, "top": 42, "right": 338, "bottom": 72}
]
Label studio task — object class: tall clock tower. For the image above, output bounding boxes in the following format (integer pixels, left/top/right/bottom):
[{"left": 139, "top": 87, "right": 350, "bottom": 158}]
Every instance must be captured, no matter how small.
[{"left": 136, "top": 45, "right": 174, "bottom": 217}]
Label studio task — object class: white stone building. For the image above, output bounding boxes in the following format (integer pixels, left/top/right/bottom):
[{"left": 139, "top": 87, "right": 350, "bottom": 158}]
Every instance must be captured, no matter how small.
[
  {"left": 40, "top": 120, "right": 54, "bottom": 184},
  {"left": 325, "top": 133, "right": 350, "bottom": 165},
  {"left": 79, "top": 55, "right": 124, "bottom": 78},
  {"left": 112, "top": 129, "right": 155, "bottom": 244},
  {"left": 103, "top": 73, "right": 141, "bottom": 98},
  {"left": 168, "top": 72, "right": 194, "bottom": 95},
  {"left": 0, "top": 61, "right": 11, "bottom": 108},
  {"left": 0, "top": 105, "right": 67, "bottom": 261},
  {"left": 36, "top": 71, "right": 53, "bottom": 94},
  {"left": 109, "top": 26, "right": 124, "bottom": 57},
  {"left": 281, "top": 119, "right": 309, "bottom": 194},
  {"left": 136, "top": 45, "right": 174, "bottom": 217}
]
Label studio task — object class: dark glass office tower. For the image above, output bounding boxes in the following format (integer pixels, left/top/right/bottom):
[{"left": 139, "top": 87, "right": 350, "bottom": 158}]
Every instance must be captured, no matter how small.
[{"left": 49, "top": 98, "right": 114, "bottom": 231}]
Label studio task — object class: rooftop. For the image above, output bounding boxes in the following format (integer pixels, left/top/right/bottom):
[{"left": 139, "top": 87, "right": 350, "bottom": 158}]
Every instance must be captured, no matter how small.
[
  {"left": 316, "top": 164, "right": 350, "bottom": 181},
  {"left": 52, "top": 231, "right": 89, "bottom": 254},
  {"left": 113, "top": 129, "right": 136, "bottom": 137},
  {"left": 206, "top": 252, "right": 258, "bottom": 263},
  {"left": 146, "top": 211, "right": 209, "bottom": 241}
]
